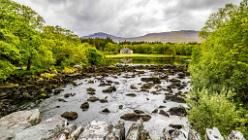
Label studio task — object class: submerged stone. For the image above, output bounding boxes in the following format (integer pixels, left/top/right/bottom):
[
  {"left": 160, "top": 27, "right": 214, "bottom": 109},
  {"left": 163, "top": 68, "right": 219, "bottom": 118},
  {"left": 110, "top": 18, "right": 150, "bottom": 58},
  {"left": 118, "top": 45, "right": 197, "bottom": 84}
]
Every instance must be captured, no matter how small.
[
  {"left": 141, "top": 77, "right": 161, "bottom": 84},
  {"left": 61, "top": 111, "right": 78, "bottom": 120},
  {"left": 87, "top": 87, "right": 96, "bottom": 95},
  {"left": 159, "top": 110, "right": 170, "bottom": 117},
  {"left": 120, "top": 113, "right": 151, "bottom": 121},
  {"left": 87, "top": 96, "right": 99, "bottom": 102},
  {"left": 126, "top": 93, "right": 137, "bottom": 97},
  {"left": 102, "top": 86, "right": 117, "bottom": 93},
  {"left": 80, "top": 102, "right": 89, "bottom": 111},
  {"left": 102, "top": 108, "right": 110, "bottom": 113},
  {"left": 168, "top": 107, "right": 187, "bottom": 117}
]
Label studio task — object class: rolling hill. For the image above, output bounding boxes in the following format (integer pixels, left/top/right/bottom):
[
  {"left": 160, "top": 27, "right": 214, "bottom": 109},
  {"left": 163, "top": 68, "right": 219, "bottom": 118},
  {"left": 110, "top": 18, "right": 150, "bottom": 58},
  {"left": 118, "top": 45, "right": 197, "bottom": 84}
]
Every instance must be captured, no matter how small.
[{"left": 82, "top": 30, "right": 201, "bottom": 43}]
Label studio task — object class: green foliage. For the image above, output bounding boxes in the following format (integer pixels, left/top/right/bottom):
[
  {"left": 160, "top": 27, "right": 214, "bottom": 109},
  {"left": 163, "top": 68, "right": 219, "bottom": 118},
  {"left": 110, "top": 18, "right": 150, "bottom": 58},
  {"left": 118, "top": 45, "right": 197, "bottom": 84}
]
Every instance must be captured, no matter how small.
[
  {"left": 85, "top": 47, "right": 104, "bottom": 65},
  {"left": 187, "top": 89, "right": 240, "bottom": 136},
  {"left": 189, "top": 0, "right": 248, "bottom": 137},
  {"left": 81, "top": 37, "right": 114, "bottom": 51},
  {"left": 0, "top": 60, "right": 15, "bottom": 80},
  {"left": 0, "top": 0, "right": 94, "bottom": 80},
  {"left": 190, "top": 0, "right": 248, "bottom": 100}
]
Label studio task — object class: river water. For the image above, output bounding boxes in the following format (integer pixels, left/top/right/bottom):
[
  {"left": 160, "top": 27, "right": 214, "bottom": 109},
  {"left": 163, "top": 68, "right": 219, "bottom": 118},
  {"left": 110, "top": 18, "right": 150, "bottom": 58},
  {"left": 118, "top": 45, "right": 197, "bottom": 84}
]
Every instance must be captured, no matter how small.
[{"left": 38, "top": 65, "right": 190, "bottom": 138}]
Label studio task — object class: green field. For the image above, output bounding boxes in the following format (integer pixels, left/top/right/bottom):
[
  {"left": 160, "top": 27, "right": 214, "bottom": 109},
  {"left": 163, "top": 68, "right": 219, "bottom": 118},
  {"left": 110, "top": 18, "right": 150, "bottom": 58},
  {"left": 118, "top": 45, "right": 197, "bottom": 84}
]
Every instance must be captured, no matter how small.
[{"left": 105, "top": 54, "right": 191, "bottom": 58}]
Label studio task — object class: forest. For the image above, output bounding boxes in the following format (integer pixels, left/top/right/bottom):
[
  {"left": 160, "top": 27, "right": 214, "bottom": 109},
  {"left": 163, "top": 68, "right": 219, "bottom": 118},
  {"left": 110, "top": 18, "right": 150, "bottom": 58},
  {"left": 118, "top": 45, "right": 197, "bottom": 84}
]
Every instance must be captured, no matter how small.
[{"left": 0, "top": 0, "right": 248, "bottom": 139}]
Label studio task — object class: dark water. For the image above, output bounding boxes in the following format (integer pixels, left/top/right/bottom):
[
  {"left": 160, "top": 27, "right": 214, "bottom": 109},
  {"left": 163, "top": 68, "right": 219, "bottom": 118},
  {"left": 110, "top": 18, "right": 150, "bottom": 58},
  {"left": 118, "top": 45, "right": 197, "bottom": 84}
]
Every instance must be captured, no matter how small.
[{"left": 105, "top": 57, "right": 190, "bottom": 65}]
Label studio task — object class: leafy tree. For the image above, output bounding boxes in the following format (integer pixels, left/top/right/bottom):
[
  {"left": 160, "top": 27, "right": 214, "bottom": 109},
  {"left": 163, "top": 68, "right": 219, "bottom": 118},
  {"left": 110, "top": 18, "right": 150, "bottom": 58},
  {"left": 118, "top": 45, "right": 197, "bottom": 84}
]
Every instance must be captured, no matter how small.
[
  {"left": 190, "top": 0, "right": 248, "bottom": 100},
  {"left": 85, "top": 47, "right": 103, "bottom": 65}
]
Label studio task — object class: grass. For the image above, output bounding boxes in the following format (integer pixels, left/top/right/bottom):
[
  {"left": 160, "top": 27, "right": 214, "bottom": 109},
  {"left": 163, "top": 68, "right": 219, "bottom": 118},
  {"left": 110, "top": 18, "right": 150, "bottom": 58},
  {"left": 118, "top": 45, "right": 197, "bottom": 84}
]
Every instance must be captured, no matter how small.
[{"left": 105, "top": 53, "right": 191, "bottom": 58}]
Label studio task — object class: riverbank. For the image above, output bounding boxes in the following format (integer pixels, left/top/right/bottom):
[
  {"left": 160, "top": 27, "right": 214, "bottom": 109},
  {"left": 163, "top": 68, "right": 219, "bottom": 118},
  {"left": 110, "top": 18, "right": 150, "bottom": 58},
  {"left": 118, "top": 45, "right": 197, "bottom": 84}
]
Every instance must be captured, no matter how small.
[{"left": 105, "top": 54, "right": 191, "bottom": 58}]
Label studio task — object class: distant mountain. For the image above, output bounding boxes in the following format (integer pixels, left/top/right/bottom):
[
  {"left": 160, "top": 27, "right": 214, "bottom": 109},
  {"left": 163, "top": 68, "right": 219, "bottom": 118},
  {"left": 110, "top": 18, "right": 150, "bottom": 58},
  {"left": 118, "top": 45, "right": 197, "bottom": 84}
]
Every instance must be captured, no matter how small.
[
  {"left": 82, "top": 30, "right": 201, "bottom": 43},
  {"left": 82, "top": 32, "right": 125, "bottom": 41}
]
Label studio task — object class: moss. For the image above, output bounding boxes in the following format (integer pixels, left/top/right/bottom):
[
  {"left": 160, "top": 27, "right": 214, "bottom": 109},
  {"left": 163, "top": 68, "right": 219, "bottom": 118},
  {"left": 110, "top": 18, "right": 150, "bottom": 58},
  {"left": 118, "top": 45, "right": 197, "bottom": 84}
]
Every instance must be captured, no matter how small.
[
  {"left": 40, "top": 73, "right": 57, "bottom": 79},
  {"left": 62, "top": 67, "right": 77, "bottom": 74}
]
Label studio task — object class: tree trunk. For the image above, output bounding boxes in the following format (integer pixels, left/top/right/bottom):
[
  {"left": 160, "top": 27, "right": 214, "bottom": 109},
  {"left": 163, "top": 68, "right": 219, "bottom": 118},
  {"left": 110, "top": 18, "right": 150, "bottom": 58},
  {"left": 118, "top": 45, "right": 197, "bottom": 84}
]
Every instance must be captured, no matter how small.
[{"left": 26, "top": 57, "right": 32, "bottom": 71}]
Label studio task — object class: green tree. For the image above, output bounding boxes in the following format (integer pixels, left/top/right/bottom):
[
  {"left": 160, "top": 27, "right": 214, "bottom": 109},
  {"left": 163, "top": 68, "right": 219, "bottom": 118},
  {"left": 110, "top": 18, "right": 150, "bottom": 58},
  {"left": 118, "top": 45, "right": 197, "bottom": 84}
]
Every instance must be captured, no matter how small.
[
  {"left": 85, "top": 47, "right": 103, "bottom": 65},
  {"left": 190, "top": 0, "right": 248, "bottom": 100}
]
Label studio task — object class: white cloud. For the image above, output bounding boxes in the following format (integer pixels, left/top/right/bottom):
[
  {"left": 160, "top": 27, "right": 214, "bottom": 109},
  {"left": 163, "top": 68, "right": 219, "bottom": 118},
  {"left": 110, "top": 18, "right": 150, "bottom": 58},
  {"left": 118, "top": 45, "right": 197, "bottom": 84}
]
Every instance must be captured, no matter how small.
[{"left": 14, "top": 0, "right": 242, "bottom": 37}]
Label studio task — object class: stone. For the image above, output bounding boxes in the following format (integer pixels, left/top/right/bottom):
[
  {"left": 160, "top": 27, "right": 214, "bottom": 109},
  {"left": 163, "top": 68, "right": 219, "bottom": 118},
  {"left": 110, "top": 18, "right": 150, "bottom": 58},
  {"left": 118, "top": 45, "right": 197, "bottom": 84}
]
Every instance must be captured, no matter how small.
[
  {"left": 64, "top": 93, "right": 75, "bottom": 98},
  {"left": 152, "top": 109, "right": 158, "bottom": 113},
  {"left": 120, "top": 113, "right": 151, "bottom": 122},
  {"left": 141, "top": 77, "right": 161, "bottom": 84},
  {"left": 168, "top": 106, "right": 187, "bottom": 117},
  {"left": 169, "top": 124, "right": 183, "bottom": 129},
  {"left": 134, "top": 110, "right": 145, "bottom": 114},
  {"left": 58, "top": 98, "right": 67, "bottom": 102},
  {"left": 87, "top": 96, "right": 99, "bottom": 102},
  {"left": 105, "top": 121, "right": 125, "bottom": 140},
  {"left": 130, "top": 85, "right": 137, "bottom": 89},
  {"left": 227, "top": 130, "right": 246, "bottom": 140},
  {"left": 61, "top": 111, "right": 78, "bottom": 120},
  {"left": 71, "top": 126, "right": 84, "bottom": 139},
  {"left": 54, "top": 88, "right": 64, "bottom": 95},
  {"left": 159, "top": 110, "right": 170, "bottom": 117},
  {"left": 14, "top": 115, "right": 66, "bottom": 140},
  {"left": 103, "top": 86, "right": 117, "bottom": 93},
  {"left": 189, "top": 129, "right": 201, "bottom": 140},
  {"left": 0, "top": 109, "right": 41, "bottom": 140},
  {"left": 206, "top": 127, "right": 224, "bottom": 140},
  {"left": 88, "top": 80, "right": 94, "bottom": 84},
  {"left": 159, "top": 105, "right": 166, "bottom": 108},
  {"left": 141, "top": 83, "right": 153, "bottom": 91},
  {"left": 87, "top": 87, "right": 96, "bottom": 95},
  {"left": 162, "top": 128, "right": 188, "bottom": 140},
  {"left": 80, "top": 102, "right": 89, "bottom": 111},
  {"left": 99, "top": 98, "right": 108, "bottom": 103},
  {"left": 126, "top": 119, "right": 145, "bottom": 140},
  {"left": 78, "top": 121, "right": 109, "bottom": 140},
  {"left": 166, "top": 94, "right": 186, "bottom": 103},
  {"left": 119, "top": 105, "right": 123, "bottom": 109},
  {"left": 102, "top": 108, "right": 110, "bottom": 113},
  {"left": 140, "top": 129, "right": 152, "bottom": 140},
  {"left": 126, "top": 93, "right": 137, "bottom": 97}
]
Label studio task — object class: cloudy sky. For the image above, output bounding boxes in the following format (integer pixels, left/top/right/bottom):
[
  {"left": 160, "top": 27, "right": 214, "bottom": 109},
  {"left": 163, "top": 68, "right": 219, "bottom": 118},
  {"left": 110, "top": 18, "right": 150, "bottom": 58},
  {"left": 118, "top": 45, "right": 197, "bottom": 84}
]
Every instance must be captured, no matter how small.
[{"left": 15, "top": 0, "right": 241, "bottom": 37}]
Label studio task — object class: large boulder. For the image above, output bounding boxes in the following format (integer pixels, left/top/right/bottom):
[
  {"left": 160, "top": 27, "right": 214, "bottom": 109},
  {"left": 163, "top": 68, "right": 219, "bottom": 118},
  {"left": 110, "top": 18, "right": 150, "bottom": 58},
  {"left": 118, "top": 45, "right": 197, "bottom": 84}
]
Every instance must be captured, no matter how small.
[
  {"left": 0, "top": 109, "right": 41, "bottom": 140},
  {"left": 227, "top": 130, "right": 246, "bottom": 140},
  {"left": 105, "top": 121, "right": 125, "bottom": 140},
  {"left": 126, "top": 119, "right": 151, "bottom": 140},
  {"left": 14, "top": 115, "right": 66, "bottom": 140},
  {"left": 78, "top": 121, "right": 109, "bottom": 140},
  {"left": 205, "top": 127, "right": 224, "bottom": 140}
]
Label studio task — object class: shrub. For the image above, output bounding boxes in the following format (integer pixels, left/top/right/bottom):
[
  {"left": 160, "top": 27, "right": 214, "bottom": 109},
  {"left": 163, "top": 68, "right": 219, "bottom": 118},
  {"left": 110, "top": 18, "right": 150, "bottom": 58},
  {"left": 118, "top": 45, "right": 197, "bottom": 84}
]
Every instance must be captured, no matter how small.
[
  {"left": 187, "top": 89, "right": 239, "bottom": 136},
  {"left": 85, "top": 47, "right": 104, "bottom": 65}
]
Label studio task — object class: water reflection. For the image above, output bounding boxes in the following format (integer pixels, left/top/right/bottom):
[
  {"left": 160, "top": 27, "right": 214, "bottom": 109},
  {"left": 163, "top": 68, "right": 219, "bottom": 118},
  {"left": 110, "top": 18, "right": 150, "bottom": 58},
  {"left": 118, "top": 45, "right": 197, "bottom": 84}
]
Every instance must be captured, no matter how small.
[{"left": 105, "top": 57, "right": 190, "bottom": 65}]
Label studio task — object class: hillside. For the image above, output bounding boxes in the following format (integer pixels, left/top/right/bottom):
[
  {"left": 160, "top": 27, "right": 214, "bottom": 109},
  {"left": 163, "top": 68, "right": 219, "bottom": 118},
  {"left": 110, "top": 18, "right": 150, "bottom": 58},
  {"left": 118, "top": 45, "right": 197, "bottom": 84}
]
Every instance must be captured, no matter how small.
[{"left": 83, "top": 30, "right": 201, "bottom": 43}]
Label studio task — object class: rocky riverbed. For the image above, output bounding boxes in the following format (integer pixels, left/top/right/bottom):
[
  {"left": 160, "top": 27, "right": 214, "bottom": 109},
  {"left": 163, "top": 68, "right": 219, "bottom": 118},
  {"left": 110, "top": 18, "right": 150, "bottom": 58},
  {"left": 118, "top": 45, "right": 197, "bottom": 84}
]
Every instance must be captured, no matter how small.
[{"left": 0, "top": 65, "right": 191, "bottom": 139}]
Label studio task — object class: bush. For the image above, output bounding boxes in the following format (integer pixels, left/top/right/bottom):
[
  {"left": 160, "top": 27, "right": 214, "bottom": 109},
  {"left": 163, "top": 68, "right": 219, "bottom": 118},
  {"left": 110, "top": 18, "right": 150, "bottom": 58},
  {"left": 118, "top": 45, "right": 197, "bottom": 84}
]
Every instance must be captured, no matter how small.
[
  {"left": 187, "top": 89, "right": 239, "bottom": 136},
  {"left": 85, "top": 47, "right": 104, "bottom": 65}
]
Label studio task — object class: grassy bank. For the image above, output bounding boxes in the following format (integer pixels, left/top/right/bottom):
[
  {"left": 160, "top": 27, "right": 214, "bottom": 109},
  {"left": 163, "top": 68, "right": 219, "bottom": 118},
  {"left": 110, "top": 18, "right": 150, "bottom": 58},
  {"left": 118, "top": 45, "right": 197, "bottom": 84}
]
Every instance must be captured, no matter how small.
[{"left": 105, "top": 54, "right": 191, "bottom": 58}]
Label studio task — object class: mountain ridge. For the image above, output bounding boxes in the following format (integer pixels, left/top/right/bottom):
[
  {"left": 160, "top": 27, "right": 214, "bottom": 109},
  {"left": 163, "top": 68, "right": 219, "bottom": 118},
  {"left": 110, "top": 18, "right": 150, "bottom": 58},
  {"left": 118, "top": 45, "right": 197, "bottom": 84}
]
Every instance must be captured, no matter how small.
[{"left": 82, "top": 30, "right": 201, "bottom": 43}]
